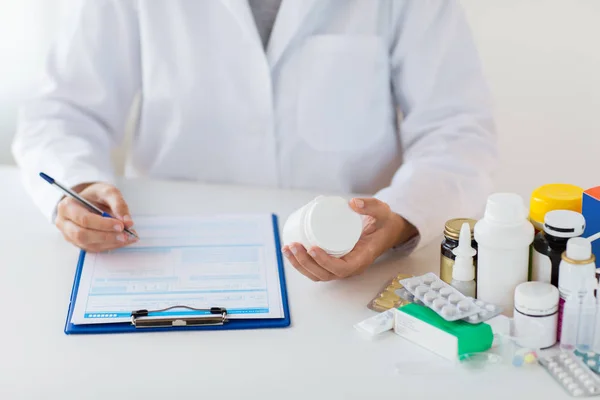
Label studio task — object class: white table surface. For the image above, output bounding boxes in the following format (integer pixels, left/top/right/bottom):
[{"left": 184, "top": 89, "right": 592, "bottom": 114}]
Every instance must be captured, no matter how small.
[{"left": 0, "top": 165, "right": 572, "bottom": 400}]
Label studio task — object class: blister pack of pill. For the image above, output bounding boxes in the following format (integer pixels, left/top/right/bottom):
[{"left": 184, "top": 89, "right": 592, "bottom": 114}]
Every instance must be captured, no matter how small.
[
  {"left": 462, "top": 298, "right": 504, "bottom": 324},
  {"left": 399, "top": 273, "right": 481, "bottom": 321},
  {"left": 367, "top": 273, "right": 413, "bottom": 312},
  {"left": 574, "top": 350, "right": 600, "bottom": 375},
  {"left": 539, "top": 351, "right": 600, "bottom": 397}
]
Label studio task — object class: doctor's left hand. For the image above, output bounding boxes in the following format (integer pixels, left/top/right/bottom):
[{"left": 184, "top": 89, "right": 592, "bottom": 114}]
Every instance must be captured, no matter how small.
[{"left": 282, "top": 198, "right": 417, "bottom": 281}]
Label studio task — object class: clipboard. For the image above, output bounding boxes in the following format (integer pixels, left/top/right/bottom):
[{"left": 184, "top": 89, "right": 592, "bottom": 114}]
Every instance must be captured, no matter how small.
[{"left": 64, "top": 214, "right": 291, "bottom": 334}]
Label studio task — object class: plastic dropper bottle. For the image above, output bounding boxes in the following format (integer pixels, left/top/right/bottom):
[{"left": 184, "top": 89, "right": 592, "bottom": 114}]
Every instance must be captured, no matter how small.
[
  {"left": 593, "top": 279, "right": 600, "bottom": 353},
  {"left": 451, "top": 222, "right": 477, "bottom": 297},
  {"left": 561, "top": 284, "right": 582, "bottom": 350},
  {"left": 577, "top": 278, "right": 598, "bottom": 351}
]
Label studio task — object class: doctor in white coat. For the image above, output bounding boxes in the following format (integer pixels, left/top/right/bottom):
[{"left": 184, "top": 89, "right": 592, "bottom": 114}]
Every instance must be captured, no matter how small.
[{"left": 13, "top": 0, "right": 497, "bottom": 282}]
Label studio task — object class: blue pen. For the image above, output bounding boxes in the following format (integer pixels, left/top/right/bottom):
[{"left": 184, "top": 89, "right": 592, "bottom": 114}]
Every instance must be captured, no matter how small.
[{"left": 39, "top": 172, "right": 138, "bottom": 239}]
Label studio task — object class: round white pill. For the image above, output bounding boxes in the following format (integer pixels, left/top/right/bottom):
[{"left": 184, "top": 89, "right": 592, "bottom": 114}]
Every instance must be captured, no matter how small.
[
  {"left": 479, "top": 310, "right": 489, "bottom": 318},
  {"left": 557, "top": 372, "right": 567, "bottom": 379},
  {"left": 589, "top": 386, "right": 599, "bottom": 393},
  {"left": 448, "top": 294, "right": 462, "bottom": 304},
  {"left": 415, "top": 285, "right": 429, "bottom": 296},
  {"left": 574, "top": 368, "right": 585, "bottom": 377},
  {"left": 564, "top": 377, "right": 574, "bottom": 385},
  {"left": 439, "top": 287, "right": 453, "bottom": 297},
  {"left": 485, "top": 304, "right": 495, "bottom": 311},
  {"left": 475, "top": 300, "right": 484, "bottom": 307},
  {"left": 423, "top": 275, "right": 436, "bottom": 285},
  {"left": 406, "top": 281, "right": 419, "bottom": 290},
  {"left": 564, "top": 359, "right": 574, "bottom": 366},
  {"left": 579, "top": 374, "right": 588, "bottom": 382},
  {"left": 560, "top": 353, "right": 568, "bottom": 360},
  {"left": 573, "top": 389, "right": 584, "bottom": 396},
  {"left": 430, "top": 281, "right": 443, "bottom": 291},
  {"left": 458, "top": 300, "right": 471, "bottom": 311},
  {"left": 433, "top": 298, "right": 446, "bottom": 309},
  {"left": 583, "top": 379, "right": 594, "bottom": 387},
  {"left": 548, "top": 361, "right": 558, "bottom": 368},
  {"left": 441, "top": 306, "right": 457, "bottom": 318},
  {"left": 424, "top": 291, "right": 438, "bottom": 303},
  {"left": 569, "top": 363, "right": 578, "bottom": 370},
  {"left": 468, "top": 315, "right": 478, "bottom": 322},
  {"left": 588, "top": 360, "right": 597, "bottom": 367},
  {"left": 568, "top": 383, "right": 579, "bottom": 391}
]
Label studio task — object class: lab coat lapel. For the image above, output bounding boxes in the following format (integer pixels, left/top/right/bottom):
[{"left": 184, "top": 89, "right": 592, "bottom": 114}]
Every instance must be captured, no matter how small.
[
  {"left": 221, "top": 0, "right": 263, "bottom": 49},
  {"left": 267, "top": 0, "right": 319, "bottom": 67}
]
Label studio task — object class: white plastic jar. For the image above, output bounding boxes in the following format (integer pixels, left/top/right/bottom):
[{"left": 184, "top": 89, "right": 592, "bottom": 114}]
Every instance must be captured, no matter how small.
[
  {"left": 514, "top": 282, "right": 559, "bottom": 349},
  {"left": 282, "top": 196, "right": 362, "bottom": 258}
]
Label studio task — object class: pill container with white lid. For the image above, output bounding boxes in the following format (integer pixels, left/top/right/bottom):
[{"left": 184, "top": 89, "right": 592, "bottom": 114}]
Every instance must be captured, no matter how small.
[
  {"left": 513, "top": 281, "right": 559, "bottom": 349},
  {"left": 282, "top": 196, "right": 363, "bottom": 258}
]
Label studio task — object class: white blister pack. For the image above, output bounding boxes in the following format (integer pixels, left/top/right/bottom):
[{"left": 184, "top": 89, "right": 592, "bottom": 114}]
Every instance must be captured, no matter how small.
[
  {"left": 539, "top": 351, "right": 600, "bottom": 397},
  {"left": 463, "top": 298, "right": 504, "bottom": 324},
  {"left": 399, "top": 273, "right": 482, "bottom": 321}
]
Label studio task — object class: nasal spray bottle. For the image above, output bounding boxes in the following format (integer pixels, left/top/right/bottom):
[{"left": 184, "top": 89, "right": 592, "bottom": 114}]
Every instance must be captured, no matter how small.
[
  {"left": 577, "top": 278, "right": 598, "bottom": 351},
  {"left": 558, "top": 235, "right": 598, "bottom": 341},
  {"left": 451, "top": 222, "right": 477, "bottom": 298}
]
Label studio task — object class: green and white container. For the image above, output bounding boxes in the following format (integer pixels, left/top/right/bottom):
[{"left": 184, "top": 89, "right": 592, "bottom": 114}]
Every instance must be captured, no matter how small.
[{"left": 393, "top": 303, "right": 494, "bottom": 360}]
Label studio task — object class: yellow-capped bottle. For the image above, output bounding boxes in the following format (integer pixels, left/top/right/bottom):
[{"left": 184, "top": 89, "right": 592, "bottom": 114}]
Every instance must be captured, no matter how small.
[{"left": 529, "top": 184, "right": 584, "bottom": 234}]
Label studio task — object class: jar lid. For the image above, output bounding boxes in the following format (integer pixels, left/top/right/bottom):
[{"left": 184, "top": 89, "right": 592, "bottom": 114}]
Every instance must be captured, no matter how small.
[
  {"left": 483, "top": 193, "right": 528, "bottom": 225},
  {"left": 529, "top": 184, "right": 584, "bottom": 224},
  {"left": 543, "top": 210, "right": 586, "bottom": 238},
  {"left": 304, "top": 196, "right": 362, "bottom": 255},
  {"left": 514, "top": 282, "right": 559, "bottom": 316},
  {"left": 443, "top": 218, "right": 476, "bottom": 240}
]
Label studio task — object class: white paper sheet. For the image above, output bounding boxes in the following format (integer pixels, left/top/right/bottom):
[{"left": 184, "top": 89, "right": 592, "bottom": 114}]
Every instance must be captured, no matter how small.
[{"left": 71, "top": 214, "right": 285, "bottom": 325}]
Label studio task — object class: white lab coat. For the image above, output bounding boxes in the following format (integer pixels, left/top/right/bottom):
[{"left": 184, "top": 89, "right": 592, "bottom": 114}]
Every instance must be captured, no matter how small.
[{"left": 12, "top": 0, "right": 497, "bottom": 251}]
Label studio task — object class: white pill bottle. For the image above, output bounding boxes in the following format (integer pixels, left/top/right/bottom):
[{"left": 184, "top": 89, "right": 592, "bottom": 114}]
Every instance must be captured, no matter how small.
[
  {"left": 282, "top": 196, "right": 363, "bottom": 258},
  {"left": 474, "top": 193, "right": 535, "bottom": 314}
]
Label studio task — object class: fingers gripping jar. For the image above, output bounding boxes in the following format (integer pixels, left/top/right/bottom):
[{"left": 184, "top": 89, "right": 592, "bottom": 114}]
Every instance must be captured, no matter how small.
[{"left": 282, "top": 196, "right": 363, "bottom": 258}]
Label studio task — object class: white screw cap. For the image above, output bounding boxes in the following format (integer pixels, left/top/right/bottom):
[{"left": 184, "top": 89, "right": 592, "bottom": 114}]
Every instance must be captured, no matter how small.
[
  {"left": 483, "top": 193, "right": 528, "bottom": 224},
  {"left": 565, "top": 237, "right": 592, "bottom": 261}
]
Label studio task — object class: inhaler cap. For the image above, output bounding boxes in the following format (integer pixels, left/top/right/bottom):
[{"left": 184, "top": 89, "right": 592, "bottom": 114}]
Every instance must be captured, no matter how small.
[
  {"left": 543, "top": 210, "right": 586, "bottom": 238},
  {"left": 483, "top": 193, "right": 528, "bottom": 225},
  {"left": 565, "top": 237, "right": 592, "bottom": 261}
]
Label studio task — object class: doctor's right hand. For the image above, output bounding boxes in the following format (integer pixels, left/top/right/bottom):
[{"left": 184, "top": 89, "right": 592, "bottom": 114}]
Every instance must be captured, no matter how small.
[{"left": 55, "top": 182, "right": 137, "bottom": 252}]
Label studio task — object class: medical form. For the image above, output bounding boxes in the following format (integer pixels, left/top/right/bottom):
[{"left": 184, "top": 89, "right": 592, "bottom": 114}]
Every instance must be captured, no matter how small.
[{"left": 70, "top": 214, "right": 285, "bottom": 325}]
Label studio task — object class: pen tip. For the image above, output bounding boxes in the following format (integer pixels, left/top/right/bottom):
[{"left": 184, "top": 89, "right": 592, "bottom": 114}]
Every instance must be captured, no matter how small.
[{"left": 39, "top": 172, "right": 54, "bottom": 184}]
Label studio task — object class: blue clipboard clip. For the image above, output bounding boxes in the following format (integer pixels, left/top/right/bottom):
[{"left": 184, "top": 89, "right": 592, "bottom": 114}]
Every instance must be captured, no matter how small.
[{"left": 130, "top": 305, "right": 228, "bottom": 328}]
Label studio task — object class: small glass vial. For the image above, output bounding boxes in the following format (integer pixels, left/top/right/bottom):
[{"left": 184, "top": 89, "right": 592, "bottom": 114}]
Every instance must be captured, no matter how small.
[
  {"left": 514, "top": 281, "right": 559, "bottom": 349},
  {"left": 440, "top": 218, "right": 477, "bottom": 284},
  {"left": 531, "top": 210, "right": 585, "bottom": 286}
]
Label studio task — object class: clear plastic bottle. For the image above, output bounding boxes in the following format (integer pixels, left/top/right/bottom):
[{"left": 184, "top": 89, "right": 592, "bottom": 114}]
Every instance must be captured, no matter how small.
[
  {"left": 593, "top": 279, "right": 600, "bottom": 353},
  {"left": 577, "top": 278, "right": 598, "bottom": 351},
  {"left": 475, "top": 193, "right": 534, "bottom": 314},
  {"left": 450, "top": 222, "right": 476, "bottom": 297},
  {"left": 560, "top": 287, "right": 582, "bottom": 350}
]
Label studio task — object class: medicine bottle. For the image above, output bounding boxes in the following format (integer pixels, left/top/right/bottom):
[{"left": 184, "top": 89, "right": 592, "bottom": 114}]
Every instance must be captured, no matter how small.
[
  {"left": 557, "top": 237, "right": 596, "bottom": 341},
  {"left": 475, "top": 193, "right": 534, "bottom": 314},
  {"left": 529, "top": 184, "right": 584, "bottom": 234},
  {"left": 440, "top": 218, "right": 477, "bottom": 284},
  {"left": 514, "top": 282, "right": 559, "bottom": 349},
  {"left": 531, "top": 210, "right": 585, "bottom": 286},
  {"left": 282, "top": 196, "right": 362, "bottom": 258}
]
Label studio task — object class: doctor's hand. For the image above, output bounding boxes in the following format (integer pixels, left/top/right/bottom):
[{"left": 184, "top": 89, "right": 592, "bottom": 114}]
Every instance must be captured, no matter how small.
[
  {"left": 55, "top": 182, "right": 137, "bottom": 253},
  {"left": 282, "top": 198, "right": 417, "bottom": 281}
]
